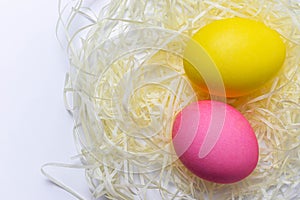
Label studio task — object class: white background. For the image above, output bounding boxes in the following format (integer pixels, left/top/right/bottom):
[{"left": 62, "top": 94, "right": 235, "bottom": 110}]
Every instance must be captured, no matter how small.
[
  {"left": 1, "top": 1, "right": 300, "bottom": 200},
  {"left": 0, "top": 0, "right": 91, "bottom": 199}
]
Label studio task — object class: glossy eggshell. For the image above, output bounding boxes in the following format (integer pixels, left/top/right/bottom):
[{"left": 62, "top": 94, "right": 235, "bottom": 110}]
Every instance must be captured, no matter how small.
[{"left": 172, "top": 100, "right": 259, "bottom": 184}]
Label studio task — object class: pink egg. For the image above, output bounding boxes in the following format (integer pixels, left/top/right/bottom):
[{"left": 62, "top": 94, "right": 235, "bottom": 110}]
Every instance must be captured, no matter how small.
[{"left": 172, "top": 100, "right": 259, "bottom": 184}]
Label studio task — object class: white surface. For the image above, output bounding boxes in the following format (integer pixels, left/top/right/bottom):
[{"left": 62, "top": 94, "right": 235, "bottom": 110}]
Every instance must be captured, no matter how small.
[
  {"left": 0, "top": 0, "right": 90, "bottom": 199},
  {"left": 1, "top": 1, "right": 299, "bottom": 200}
]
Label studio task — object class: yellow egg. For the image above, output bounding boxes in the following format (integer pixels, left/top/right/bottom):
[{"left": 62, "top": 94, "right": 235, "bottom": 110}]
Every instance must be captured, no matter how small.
[{"left": 183, "top": 17, "right": 286, "bottom": 97}]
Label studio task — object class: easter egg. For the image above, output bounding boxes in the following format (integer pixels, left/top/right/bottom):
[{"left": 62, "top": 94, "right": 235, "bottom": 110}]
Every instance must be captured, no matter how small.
[
  {"left": 183, "top": 17, "right": 286, "bottom": 97},
  {"left": 172, "top": 100, "right": 259, "bottom": 184}
]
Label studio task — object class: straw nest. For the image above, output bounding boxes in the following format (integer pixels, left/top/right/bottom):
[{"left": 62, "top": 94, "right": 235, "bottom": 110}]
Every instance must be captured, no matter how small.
[{"left": 58, "top": 0, "right": 300, "bottom": 199}]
